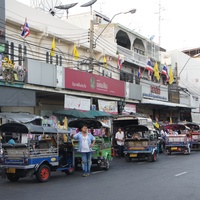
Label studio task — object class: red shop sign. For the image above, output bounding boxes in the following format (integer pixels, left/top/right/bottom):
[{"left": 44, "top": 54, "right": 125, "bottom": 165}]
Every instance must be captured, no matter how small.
[{"left": 65, "top": 68, "right": 125, "bottom": 97}]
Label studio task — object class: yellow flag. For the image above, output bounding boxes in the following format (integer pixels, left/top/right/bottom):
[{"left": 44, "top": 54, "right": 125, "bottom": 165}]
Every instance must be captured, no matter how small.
[
  {"left": 169, "top": 67, "right": 174, "bottom": 84},
  {"left": 154, "top": 122, "right": 159, "bottom": 129},
  {"left": 50, "top": 37, "right": 55, "bottom": 57},
  {"left": 169, "top": 117, "right": 172, "bottom": 124},
  {"left": 103, "top": 55, "right": 108, "bottom": 68},
  {"left": 153, "top": 62, "right": 160, "bottom": 80},
  {"left": 73, "top": 45, "right": 79, "bottom": 60}
]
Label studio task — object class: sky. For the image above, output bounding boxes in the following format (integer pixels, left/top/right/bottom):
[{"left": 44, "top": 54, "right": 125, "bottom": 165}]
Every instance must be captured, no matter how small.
[{"left": 17, "top": 0, "right": 200, "bottom": 51}]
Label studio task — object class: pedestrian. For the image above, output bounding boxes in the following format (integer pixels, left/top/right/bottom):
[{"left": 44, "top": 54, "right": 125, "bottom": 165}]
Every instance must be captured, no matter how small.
[
  {"left": 7, "top": 138, "right": 15, "bottom": 145},
  {"left": 115, "top": 127, "right": 124, "bottom": 158},
  {"left": 71, "top": 124, "right": 96, "bottom": 177}
]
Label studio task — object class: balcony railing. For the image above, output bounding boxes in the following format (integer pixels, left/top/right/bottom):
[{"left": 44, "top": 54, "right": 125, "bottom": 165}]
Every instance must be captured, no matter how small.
[{"left": 117, "top": 45, "right": 147, "bottom": 67}]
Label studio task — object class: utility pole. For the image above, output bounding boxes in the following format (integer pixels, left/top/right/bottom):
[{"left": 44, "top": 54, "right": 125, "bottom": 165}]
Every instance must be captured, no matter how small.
[
  {"left": 89, "top": 19, "right": 94, "bottom": 72},
  {"left": 158, "top": 0, "right": 161, "bottom": 47}
]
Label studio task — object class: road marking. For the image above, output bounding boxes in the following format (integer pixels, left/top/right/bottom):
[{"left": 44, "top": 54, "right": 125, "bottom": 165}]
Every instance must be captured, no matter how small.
[
  {"left": 137, "top": 162, "right": 147, "bottom": 165},
  {"left": 91, "top": 171, "right": 103, "bottom": 174},
  {"left": 175, "top": 171, "right": 188, "bottom": 177}
]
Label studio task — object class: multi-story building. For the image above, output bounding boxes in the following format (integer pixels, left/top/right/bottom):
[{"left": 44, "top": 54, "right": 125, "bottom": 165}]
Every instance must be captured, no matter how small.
[{"left": 0, "top": 0, "right": 196, "bottom": 124}]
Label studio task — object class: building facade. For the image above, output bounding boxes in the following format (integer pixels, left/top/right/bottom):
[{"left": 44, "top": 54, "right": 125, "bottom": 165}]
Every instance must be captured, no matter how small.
[{"left": 0, "top": 0, "right": 197, "bottom": 124}]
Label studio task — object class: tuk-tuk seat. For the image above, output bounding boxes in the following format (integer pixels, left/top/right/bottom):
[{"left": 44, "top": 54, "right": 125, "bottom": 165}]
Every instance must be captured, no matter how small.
[
  {"left": 2, "top": 144, "right": 13, "bottom": 148},
  {"left": 13, "top": 143, "right": 27, "bottom": 148}
]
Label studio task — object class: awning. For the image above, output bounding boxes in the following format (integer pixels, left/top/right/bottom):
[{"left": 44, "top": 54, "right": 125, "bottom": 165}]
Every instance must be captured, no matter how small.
[
  {"left": 141, "top": 99, "right": 194, "bottom": 108},
  {"left": 0, "top": 87, "right": 36, "bottom": 106},
  {"left": 0, "top": 112, "right": 43, "bottom": 123}
]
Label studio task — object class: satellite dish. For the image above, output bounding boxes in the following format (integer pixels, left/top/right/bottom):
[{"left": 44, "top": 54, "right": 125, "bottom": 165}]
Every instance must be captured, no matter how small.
[
  {"left": 55, "top": 3, "right": 78, "bottom": 10},
  {"left": 80, "top": 0, "right": 97, "bottom": 14},
  {"left": 80, "top": 0, "right": 97, "bottom": 7},
  {"left": 55, "top": 3, "right": 78, "bottom": 18},
  {"left": 33, "top": 0, "right": 65, "bottom": 18}
]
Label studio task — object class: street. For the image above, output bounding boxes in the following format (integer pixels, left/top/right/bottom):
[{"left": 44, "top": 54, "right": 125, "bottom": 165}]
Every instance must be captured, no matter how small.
[{"left": 1, "top": 152, "right": 200, "bottom": 200}]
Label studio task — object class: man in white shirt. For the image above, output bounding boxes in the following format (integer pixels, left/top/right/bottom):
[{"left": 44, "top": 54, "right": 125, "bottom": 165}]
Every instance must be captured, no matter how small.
[{"left": 115, "top": 127, "right": 124, "bottom": 158}]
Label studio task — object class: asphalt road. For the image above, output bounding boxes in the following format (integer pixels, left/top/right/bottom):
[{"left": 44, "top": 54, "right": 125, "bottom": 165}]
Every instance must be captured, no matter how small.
[{"left": 1, "top": 152, "right": 200, "bottom": 200}]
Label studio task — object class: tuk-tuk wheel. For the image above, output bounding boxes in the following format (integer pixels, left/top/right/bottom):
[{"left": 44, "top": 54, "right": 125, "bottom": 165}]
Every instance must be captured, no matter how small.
[
  {"left": 153, "top": 152, "right": 157, "bottom": 161},
  {"left": 104, "top": 159, "right": 110, "bottom": 170},
  {"left": 65, "top": 167, "right": 75, "bottom": 175},
  {"left": 36, "top": 164, "right": 50, "bottom": 182},
  {"left": 7, "top": 173, "right": 20, "bottom": 182},
  {"left": 125, "top": 155, "right": 131, "bottom": 162},
  {"left": 148, "top": 152, "right": 157, "bottom": 162}
]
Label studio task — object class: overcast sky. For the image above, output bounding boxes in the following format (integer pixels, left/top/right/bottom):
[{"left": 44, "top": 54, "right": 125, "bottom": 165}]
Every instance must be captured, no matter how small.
[{"left": 17, "top": 0, "right": 200, "bottom": 51}]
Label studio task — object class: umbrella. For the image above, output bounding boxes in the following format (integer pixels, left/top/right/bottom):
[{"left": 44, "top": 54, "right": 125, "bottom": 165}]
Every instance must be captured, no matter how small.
[
  {"left": 68, "top": 119, "right": 103, "bottom": 129},
  {"left": 85, "top": 110, "right": 112, "bottom": 118},
  {"left": 53, "top": 109, "right": 94, "bottom": 119}
]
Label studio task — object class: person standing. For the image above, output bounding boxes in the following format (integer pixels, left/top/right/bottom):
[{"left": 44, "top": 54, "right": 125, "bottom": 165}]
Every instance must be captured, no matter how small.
[
  {"left": 115, "top": 127, "right": 124, "bottom": 158},
  {"left": 71, "top": 124, "right": 95, "bottom": 177}
]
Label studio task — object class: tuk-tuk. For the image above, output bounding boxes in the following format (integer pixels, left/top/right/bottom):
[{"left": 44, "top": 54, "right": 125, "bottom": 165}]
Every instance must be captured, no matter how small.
[
  {"left": 162, "top": 123, "right": 190, "bottom": 155},
  {"left": 184, "top": 123, "right": 200, "bottom": 150},
  {"left": 68, "top": 119, "right": 112, "bottom": 170},
  {"left": 123, "top": 125, "right": 158, "bottom": 162},
  {"left": 0, "top": 122, "right": 75, "bottom": 182}
]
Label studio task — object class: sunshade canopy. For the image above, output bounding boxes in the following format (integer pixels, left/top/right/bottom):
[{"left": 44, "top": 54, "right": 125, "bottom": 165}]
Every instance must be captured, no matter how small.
[
  {"left": 85, "top": 110, "right": 112, "bottom": 118},
  {"left": 53, "top": 109, "right": 94, "bottom": 119},
  {"left": 68, "top": 119, "right": 103, "bottom": 129}
]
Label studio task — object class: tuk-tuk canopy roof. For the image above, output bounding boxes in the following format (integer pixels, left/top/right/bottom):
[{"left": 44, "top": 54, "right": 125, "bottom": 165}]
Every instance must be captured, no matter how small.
[
  {"left": 0, "top": 112, "right": 43, "bottom": 123},
  {"left": 0, "top": 123, "right": 70, "bottom": 134},
  {"left": 184, "top": 123, "right": 200, "bottom": 131},
  {"left": 161, "top": 123, "right": 190, "bottom": 131},
  {"left": 124, "top": 125, "right": 149, "bottom": 133}
]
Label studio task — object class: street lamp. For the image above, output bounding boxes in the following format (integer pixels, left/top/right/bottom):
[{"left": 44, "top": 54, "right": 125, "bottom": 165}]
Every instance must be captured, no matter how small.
[
  {"left": 88, "top": 8, "right": 136, "bottom": 72},
  {"left": 93, "top": 8, "right": 137, "bottom": 48},
  {"left": 178, "top": 53, "right": 200, "bottom": 77}
]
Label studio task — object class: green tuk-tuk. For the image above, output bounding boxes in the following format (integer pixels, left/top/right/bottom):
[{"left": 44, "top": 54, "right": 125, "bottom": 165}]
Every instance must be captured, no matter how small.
[{"left": 68, "top": 119, "right": 112, "bottom": 170}]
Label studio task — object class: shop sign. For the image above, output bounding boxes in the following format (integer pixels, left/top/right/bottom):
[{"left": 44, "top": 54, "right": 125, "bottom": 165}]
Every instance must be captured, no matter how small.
[{"left": 65, "top": 68, "right": 125, "bottom": 97}]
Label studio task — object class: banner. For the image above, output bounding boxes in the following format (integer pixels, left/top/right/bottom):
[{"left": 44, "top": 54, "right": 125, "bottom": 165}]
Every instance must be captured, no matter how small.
[
  {"left": 98, "top": 99, "right": 118, "bottom": 114},
  {"left": 123, "top": 104, "right": 136, "bottom": 114},
  {"left": 64, "top": 95, "right": 90, "bottom": 111}
]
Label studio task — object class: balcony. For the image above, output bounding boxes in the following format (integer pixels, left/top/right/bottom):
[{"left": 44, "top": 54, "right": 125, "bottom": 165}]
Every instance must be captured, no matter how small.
[{"left": 117, "top": 45, "right": 147, "bottom": 67}]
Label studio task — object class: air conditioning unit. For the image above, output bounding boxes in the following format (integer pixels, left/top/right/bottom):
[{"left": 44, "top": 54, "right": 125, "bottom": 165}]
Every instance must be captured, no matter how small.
[
  {"left": 95, "top": 16, "right": 101, "bottom": 24},
  {"left": 43, "top": 26, "right": 48, "bottom": 36}
]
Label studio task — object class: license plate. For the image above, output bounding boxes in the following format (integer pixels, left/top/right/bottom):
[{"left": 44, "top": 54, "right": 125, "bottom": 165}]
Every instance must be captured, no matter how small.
[
  {"left": 171, "top": 147, "right": 177, "bottom": 150},
  {"left": 7, "top": 168, "right": 16, "bottom": 173},
  {"left": 130, "top": 154, "right": 137, "bottom": 157}
]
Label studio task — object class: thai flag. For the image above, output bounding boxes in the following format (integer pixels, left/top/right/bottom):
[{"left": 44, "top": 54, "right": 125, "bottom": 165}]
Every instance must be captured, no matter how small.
[
  {"left": 21, "top": 21, "right": 30, "bottom": 38},
  {"left": 162, "top": 65, "right": 168, "bottom": 76},
  {"left": 117, "top": 55, "right": 122, "bottom": 70},
  {"left": 137, "top": 67, "right": 142, "bottom": 78},
  {"left": 145, "top": 59, "right": 153, "bottom": 72}
]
